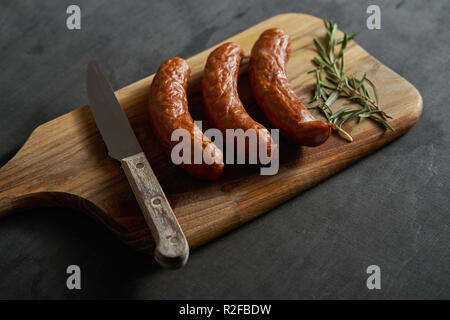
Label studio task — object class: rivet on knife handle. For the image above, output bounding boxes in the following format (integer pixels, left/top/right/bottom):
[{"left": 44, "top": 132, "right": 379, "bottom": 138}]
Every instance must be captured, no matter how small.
[{"left": 121, "top": 152, "right": 189, "bottom": 269}]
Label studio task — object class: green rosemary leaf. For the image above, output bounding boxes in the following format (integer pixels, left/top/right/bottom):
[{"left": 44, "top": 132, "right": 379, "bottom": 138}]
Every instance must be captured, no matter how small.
[
  {"left": 326, "top": 76, "right": 339, "bottom": 84},
  {"left": 358, "top": 111, "right": 372, "bottom": 118},
  {"left": 314, "top": 39, "right": 331, "bottom": 65},
  {"left": 328, "top": 23, "right": 338, "bottom": 59},
  {"left": 340, "top": 109, "right": 365, "bottom": 126},
  {"left": 343, "top": 74, "right": 350, "bottom": 88},
  {"left": 356, "top": 73, "right": 367, "bottom": 92},
  {"left": 323, "top": 19, "right": 330, "bottom": 31},
  {"left": 313, "top": 57, "right": 326, "bottom": 67},
  {"left": 324, "top": 109, "right": 332, "bottom": 122},
  {"left": 337, "top": 32, "right": 348, "bottom": 61},
  {"left": 362, "top": 84, "right": 370, "bottom": 100},
  {"left": 311, "top": 70, "right": 321, "bottom": 102},
  {"left": 348, "top": 95, "right": 365, "bottom": 103},
  {"left": 330, "top": 106, "right": 353, "bottom": 120},
  {"left": 369, "top": 115, "right": 395, "bottom": 131},
  {"left": 320, "top": 82, "right": 337, "bottom": 90},
  {"left": 365, "top": 77, "right": 380, "bottom": 107},
  {"left": 320, "top": 87, "right": 329, "bottom": 101},
  {"left": 336, "top": 31, "right": 360, "bottom": 44},
  {"left": 324, "top": 91, "right": 339, "bottom": 108},
  {"left": 350, "top": 76, "right": 358, "bottom": 89},
  {"left": 324, "top": 64, "right": 335, "bottom": 75},
  {"left": 334, "top": 126, "right": 353, "bottom": 142},
  {"left": 340, "top": 54, "right": 345, "bottom": 75}
]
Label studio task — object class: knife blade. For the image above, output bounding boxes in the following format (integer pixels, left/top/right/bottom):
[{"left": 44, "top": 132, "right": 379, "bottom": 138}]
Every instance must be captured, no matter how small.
[{"left": 86, "top": 60, "right": 189, "bottom": 269}]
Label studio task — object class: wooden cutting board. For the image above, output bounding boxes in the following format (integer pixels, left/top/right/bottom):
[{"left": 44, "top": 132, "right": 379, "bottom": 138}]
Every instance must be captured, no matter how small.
[{"left": 0, "top": 13, "right": 422, "bottom": 254}]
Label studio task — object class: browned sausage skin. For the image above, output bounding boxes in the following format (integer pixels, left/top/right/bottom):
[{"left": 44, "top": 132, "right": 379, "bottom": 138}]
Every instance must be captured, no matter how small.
[
  {"left": 249, "top": 28, "right": 334, "bottom": 147},
  {"left": 149, "top": 57, "right": 224, "bottom": 180},
  {"left": 202, "top": 42, "right": 276, "bottom": 162}
]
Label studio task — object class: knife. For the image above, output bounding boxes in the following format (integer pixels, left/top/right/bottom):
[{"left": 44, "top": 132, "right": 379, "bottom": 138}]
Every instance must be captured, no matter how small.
[{"left": 86, "top": 60, "right": 189, "bottom": 269}]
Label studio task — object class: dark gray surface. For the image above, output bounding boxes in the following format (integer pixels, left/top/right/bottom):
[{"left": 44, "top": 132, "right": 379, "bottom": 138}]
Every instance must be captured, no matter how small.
[{"left": 0, "top": 0, "right": 449, "bottom": 299}]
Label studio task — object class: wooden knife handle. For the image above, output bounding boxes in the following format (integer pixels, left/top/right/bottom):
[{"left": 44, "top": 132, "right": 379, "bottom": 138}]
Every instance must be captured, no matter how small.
[{"left": 121, "top": 152, "right": 189, "bottom": 269}]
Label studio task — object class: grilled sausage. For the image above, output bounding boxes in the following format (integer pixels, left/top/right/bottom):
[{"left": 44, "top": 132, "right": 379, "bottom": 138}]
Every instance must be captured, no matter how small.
[
  {"left": 249, "top": 28, "right": 334, "bottom": 146},
  {"left": 202, "top": 42, "right": 276, "bottom": 163},
  {"left": 149, "top": 57, "right": 224, "bottom": 180}
]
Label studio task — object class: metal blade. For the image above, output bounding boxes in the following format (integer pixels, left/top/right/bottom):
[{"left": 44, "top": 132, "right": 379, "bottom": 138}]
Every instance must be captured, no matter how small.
[{"left": 86, "top": 60, "right": 142, "bottom": 160}]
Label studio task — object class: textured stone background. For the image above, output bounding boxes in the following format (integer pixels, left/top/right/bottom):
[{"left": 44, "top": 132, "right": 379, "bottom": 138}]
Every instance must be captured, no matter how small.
[{"left": 0, "top": 0, "right": 449, "bottom": 299}]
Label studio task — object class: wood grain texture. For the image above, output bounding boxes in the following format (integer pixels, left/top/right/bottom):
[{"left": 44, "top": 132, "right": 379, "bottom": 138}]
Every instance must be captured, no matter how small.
[
  {"left": 0, "top": 13, "right": 422, "bottom": 254},
  {"left": 121, "top": 152, "right": 189, "bottom": 268}
]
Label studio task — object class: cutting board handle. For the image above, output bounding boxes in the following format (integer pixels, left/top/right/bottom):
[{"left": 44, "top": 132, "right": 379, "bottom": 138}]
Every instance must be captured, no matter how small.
[
  {"left": 0, "top": 142, "right": 66, "bottom": 218},
  {"left": 0, "top": 126, "right": 159, "bottom": 255},
  {"left": 0, "top": 195, "right": 16, "bottom": 217},
  {"left": 0, "top": 129, "right": 40, "bottom": 218},
  {"left": 0, "top": 191, "right": 49, "bottom": 218},
  {"left": 0, "top": 162, "right": 26, "bottom": 217},
  {"left": 0, "top": 190, "right": 57, "bottom": 218},
  {"left": 0, "top": 127, "right": 82, "bottom": 219}
]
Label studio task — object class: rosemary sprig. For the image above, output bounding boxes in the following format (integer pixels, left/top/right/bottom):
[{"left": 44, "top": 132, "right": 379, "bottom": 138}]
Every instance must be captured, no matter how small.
[{"left": 307, "top": 19, "right": 393, "bottom": 142}]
